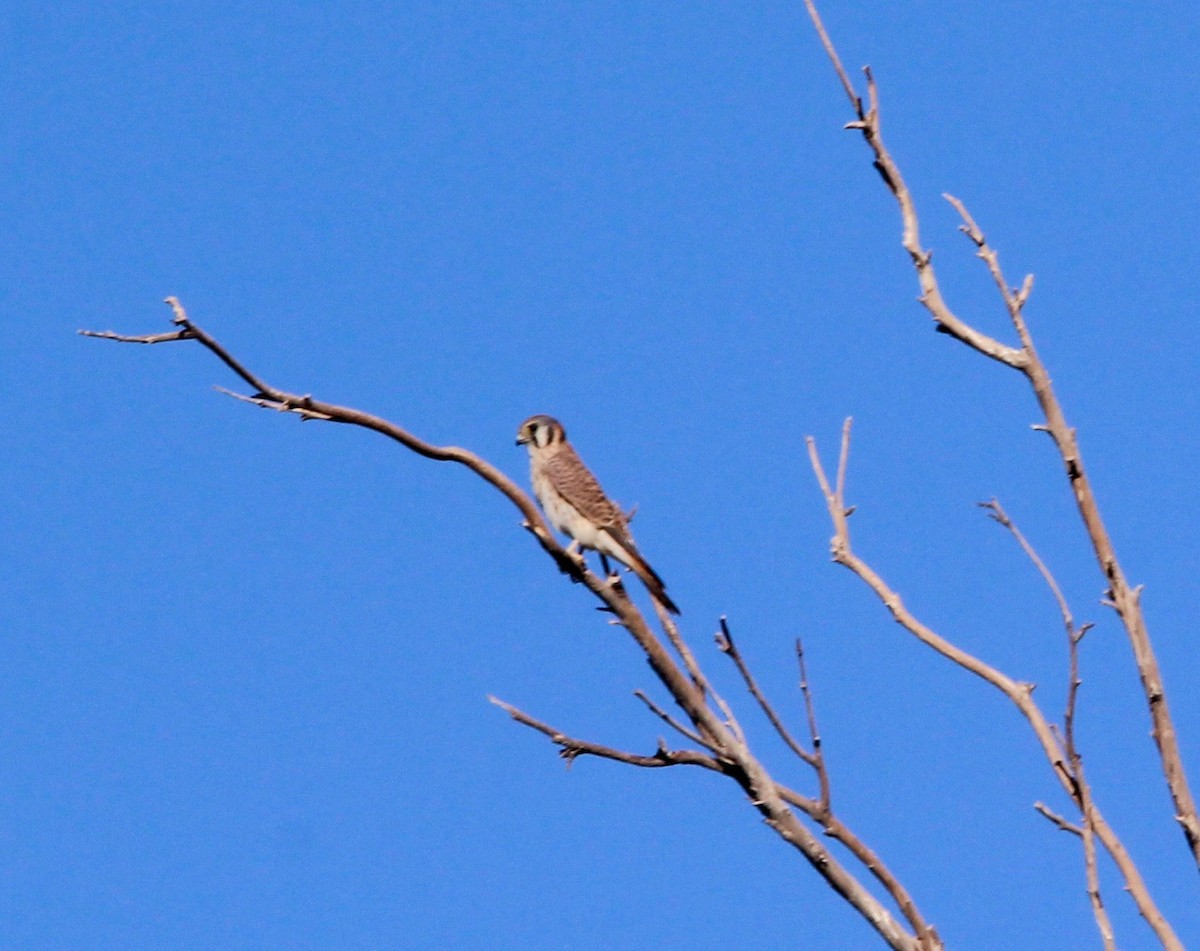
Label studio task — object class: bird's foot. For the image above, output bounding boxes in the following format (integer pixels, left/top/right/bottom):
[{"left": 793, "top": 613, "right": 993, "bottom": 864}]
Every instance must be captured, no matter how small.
[{"left": 602, "top": 572, "right": 627, "bottom": 595}]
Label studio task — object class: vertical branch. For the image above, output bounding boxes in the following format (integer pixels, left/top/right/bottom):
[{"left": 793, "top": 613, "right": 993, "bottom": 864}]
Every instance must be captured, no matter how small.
[
  {"left": 949, "top": 201, "right": 1200, "bottom": 871},
  {"left": 801, "top": 0, "right": 1200, "bottom": 870},
  {"left": 982, "top": 499, "right": 1114, "bottom": 947},
  {"left": 795, "top": 638, "right": 831, "bottom": 812}
]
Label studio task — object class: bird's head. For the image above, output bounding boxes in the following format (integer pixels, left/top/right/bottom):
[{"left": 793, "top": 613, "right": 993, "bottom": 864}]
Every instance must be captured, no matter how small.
[{"left": 516, "top": 414, "right": 565, "bottom": 450}]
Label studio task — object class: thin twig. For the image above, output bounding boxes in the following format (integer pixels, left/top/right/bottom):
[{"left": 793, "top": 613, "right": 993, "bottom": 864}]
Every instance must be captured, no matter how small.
[
  {"left": 488, "top": 696, "right": 721, "bottom": 771},
  {"left": 979, "top": 498, "right": 1114, "bottom": 942},
  {"left": 1034, "top": 802, "right": 1083, "bottom": 836},
  {"left": 1076, "top": 761, "right": 1118, "bottom": 951},
  {"left": 978, "top": 499, "right": 1076, "bottom": 640},
  {"left": 655, "top": 601, "right": 744, "bottom": 745},
  {"left": 633, "top": 690, "right": 713, "bottom": 750},
  {"left": 795, "top": 638, "right": 831, "bottom": 811},
  {"left": 79, "top": 328, "right": 191, "bottom": 345},
  {"left": 944, "top": 194, "right": 1034, "bottom": 330},
  {"left": 800, "top": 0, "right": 862, "bottom": 116},
  {"left": 214, "top": 385, "right": 335, "bottom": 420},
  {"left": 715, "top": 617, "right": 818, "bottom": 769}
]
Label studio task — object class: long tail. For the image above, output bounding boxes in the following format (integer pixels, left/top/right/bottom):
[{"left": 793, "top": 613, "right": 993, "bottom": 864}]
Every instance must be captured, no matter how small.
[
  {"left": 619, "top": 542, "right": 680, "bottom": 615},
  {"left": 600, "top": 526, "right": 681, "bottom": 615},
  {"left": 631, "top": 555, "right": 681, "bottom": 616}
]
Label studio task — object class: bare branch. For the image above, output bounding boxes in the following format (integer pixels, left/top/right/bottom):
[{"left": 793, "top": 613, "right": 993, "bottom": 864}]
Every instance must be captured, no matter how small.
[
  {"left": 795, "top": 638, "right": 832, "bottom": 811},
  {"left": 1034, "top": 802, "right": 1082, "bottom": 837},
  {"left": 944, "top": 194, "right": 1034, "bottom": 325},
  {"left": 86, "top": 301, "right": 930, "bottom": 951},
  {"left": 980, "top": 498, "right": 1116, "bottom": 942},
  {"left": 800, "top": 0, "right": 862, "bottom": 116},
  {"left": 488, "top": 696, "right": 721, "bottom": 771},
  {"left": 772, "top": 784, "right": 939, "bottom": 950},
  {"left": 794, "top": 21, "right": 1029, "bottom": 371},
  {"left": 945, "top": 200, "right": 1200, "bottom": 868},
  {"left": 715, "top": 617, "right": 818, "bottom": 769},
  {"left": 214, "top": 385, "right": 335, "bottom": 420},
  {"left": 78, "top": 328, "right": 191, "bottom": 345},
  {"left": 807, "top": 433, "right": 1181, "bottom": 950},
  {"left": 655, "top": 603, "right": 744, "bottom": 745},
  {"left": 1076, "top": 762, "right": 1118, "bottom": 951},
  {"left": 633, "top": 690, "right": 713, "bottom": 750},
  {"left": 811, "top": 14, "right": 1199, "bottom": 864},
  {"left": 491, "top": 701, "right": 932, "bottom": 950},
  {"left": 979, "top": 499, "right": 1077, "bottom": 640},
  {"left": 88, "top": 300, "right": 592, "bottom": 582},
  {"left": 712, "top": 615, "right": 938, "bottom": 944},
  {"left": 836, "top": 416, "right": 852, "bottom": 512}
]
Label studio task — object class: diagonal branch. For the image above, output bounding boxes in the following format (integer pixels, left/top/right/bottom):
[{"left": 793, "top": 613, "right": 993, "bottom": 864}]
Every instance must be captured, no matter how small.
[
  {"left": 488, "top": 696, "right": 722, "bottom": 771},
  {"left": 633, "top": 689, "right": 713, "bottom": 750},
  {"left": 943, "top": 195, "right": 1035, "bottom": 340},
  {"left": 713, "top": 615, "right": 935, "bottom": 944},
  {"left": 801, "top": 0, "right": 861, "bottom": 115},
  {"left": 796, "top": 23, "right": 1028, "bottom": 371},
  {"left": 946, "top": 200, "right": 1200, "bottom": 870},
  {"left": 801, "top": 0, "right": 1199, "bottom": 870},
  {"left": 715, "top": 617, "right": 819, "bottom": 770},
  {"left": 655, "top": 602, "right": 744, "bottom": 745},
  {"left": 497, "top": 696, "right": 939, "bottom": 950},
  {"left": 1034, "top": 802, "right": 1082, "bottom": 836},
  {"left": 981, "top": 499, "right": 1113, "bottom": 949},
  {"left": 808, "top": 425, "right": 1180, "bottom": 950},
  {"left": 1075, "top": 759, "right": 1117, "bottom": 951},
  {"left": 85, "top": 299, "right": 930, "bottom": 951},
  {"left": 979, "top": 500, "right": 1078, "bottom": 640}
]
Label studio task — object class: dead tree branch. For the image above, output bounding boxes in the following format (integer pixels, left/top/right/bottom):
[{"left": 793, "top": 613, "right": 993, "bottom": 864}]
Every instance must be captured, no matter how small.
[
  {"left": 801, "top": 1, "right": 1200, "bottom": 871},
  {"left": 1034, "top": 802, "right": 1082, "bottom": 837},
  {"left": 633, "top": 689, "right": 713, "bottom": 750},
  {"left": 713, "top": 615, "right": 932, "bottom": 944},
  {"left": 808, "top": 424, "right": 1178, "bottom": 949},
  {"left": 488, "top": 696, "right": 722, "bottom": 771},
  {"left": 981, "top": 500, "right": 1114, "bottom": 949},
  {"left": 715, "top": 617, "right": 818, "bottom": 770},
  {"left": 794, "top": 639, "right": 828, "bottom": 806},
  {"left": 84, "top": 299, "right": 936, "bottom": 951}
]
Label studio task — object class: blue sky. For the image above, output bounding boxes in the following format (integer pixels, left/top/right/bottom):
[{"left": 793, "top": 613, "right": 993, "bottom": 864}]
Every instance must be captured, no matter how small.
[{"left": 2, "top": 2, "right": 1198, "bottom": 948}]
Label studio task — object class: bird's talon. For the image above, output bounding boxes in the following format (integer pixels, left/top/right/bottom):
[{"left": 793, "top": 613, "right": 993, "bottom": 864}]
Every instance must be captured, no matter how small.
[{"left": 604, "top": 573, "right": 626, "bottom": 592}]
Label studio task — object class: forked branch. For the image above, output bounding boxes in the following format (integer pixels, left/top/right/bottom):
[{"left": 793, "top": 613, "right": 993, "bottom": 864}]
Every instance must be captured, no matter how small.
[
  {"left": 808, "top": 424, "right": 1176, "bottom": 949},
  {"left": 84, "top": 299, "right": 933, "bottom": 951},
  {"left": 715, "top": 617, "right": 819, "bottom": 770},
  {"left": 801, "top": 1, "right": 1199, "bottom": 871},
  {"left": 981, "top": 499, "right": 1113, "bottom": 949}
]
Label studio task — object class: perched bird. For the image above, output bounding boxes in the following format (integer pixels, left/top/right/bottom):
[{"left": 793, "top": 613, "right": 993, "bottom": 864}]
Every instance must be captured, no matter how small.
[{"left": 516, "top": 414, "right": 680, "bottom": 615}]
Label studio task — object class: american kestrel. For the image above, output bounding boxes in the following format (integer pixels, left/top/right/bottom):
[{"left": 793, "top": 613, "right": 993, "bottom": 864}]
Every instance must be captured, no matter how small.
[{"left": 516, "top": 414, "right": 680, "bottom": 615}]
